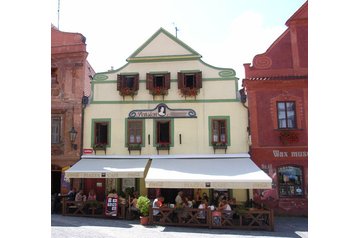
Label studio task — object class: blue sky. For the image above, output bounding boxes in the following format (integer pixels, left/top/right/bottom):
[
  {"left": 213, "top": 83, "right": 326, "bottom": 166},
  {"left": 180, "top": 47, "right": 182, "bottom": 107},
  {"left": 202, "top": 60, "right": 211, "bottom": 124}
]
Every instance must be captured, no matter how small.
[{"left": 51, "top": 0, "right": 306, "bottom": 80}]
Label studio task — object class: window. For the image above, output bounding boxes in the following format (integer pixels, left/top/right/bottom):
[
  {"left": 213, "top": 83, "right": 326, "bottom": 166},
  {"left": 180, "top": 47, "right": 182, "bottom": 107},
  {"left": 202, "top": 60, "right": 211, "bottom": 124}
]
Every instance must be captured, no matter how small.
[
  {"left": 127, "top": 120, "right": 143, "bottom": 144},
  {"left": 94, "top": 121, "right": 109, "bottom": 146},
  {"left": 156, "top": 120, "right": 170, "bottom": 145},
  {"left": 51, "top": 68, "right": 58, "bottom": 85},
  {"left": 178, "top": 71, "right": 202, "bottom": 97},
  {"left": 146, "top": 72, "right": 171, "bottom": 94},
  {"left": 51, "top": 116, "right": 61, "bottom": 144},
  {"left": 117, "top": 74, "right": 139, "bottom": 96},
  {"left": 212, "top": 119, "right": 227, "bottom": 144},
  {"left": 277, "top": 101, "right": 297, "bottom": 129},
  {"left": 278, "top": 166, "right": 304, "bottom": 197}
]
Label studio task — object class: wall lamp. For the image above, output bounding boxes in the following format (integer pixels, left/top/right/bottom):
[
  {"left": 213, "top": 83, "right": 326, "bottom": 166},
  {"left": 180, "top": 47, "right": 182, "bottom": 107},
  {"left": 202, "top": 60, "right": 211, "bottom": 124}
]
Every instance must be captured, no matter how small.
[{"left": 69, "top": 127, "right": 78, "bottom": 150}]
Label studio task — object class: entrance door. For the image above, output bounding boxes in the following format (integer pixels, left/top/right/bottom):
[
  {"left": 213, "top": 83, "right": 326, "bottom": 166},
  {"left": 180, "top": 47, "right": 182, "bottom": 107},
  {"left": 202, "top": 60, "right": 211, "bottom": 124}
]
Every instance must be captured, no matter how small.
[{"left": 84, "top": 178, "right": 106, "bottom": 202}]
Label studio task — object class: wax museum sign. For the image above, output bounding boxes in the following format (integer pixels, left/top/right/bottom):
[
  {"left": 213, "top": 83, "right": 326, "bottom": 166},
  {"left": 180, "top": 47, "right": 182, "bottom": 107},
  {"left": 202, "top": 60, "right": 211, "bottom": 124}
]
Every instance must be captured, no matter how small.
[{"left": 128, "top": 103, "right": 197, "bottom": 119}]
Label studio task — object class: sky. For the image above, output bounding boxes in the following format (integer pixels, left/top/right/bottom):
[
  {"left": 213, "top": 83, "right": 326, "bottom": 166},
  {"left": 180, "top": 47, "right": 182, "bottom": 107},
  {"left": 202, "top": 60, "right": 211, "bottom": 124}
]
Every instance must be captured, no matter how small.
[{"left": 51, "top": 0, "right": 306, "bottom": 81}]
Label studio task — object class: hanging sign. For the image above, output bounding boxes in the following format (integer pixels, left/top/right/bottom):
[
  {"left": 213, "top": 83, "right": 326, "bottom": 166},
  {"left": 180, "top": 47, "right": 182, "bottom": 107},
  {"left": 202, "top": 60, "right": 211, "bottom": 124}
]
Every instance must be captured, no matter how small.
[{"left": 128, "top": 103, "right": 197, "bottom": 119}]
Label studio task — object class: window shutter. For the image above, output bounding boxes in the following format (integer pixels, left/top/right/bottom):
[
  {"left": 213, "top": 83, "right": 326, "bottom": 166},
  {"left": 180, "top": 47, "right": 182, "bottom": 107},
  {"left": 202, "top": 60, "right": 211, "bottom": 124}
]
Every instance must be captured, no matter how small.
[
  {"left": 196, "top": 72, "right": 202, "bottom": 88},
  {"left": 164, "top": 73, "right": 171, "bottom": 89},
  {"left": 177, "top": 72, "right": 184, "bottom": 89},
  {"left": 146, "top": 73, "right": 153, "bottom": 90},
  {"left": 117, "top": 74, "right": 121, "bottom": 91},
  {"left": 134, "top": 74, "right": 139, "bottom": 91}
]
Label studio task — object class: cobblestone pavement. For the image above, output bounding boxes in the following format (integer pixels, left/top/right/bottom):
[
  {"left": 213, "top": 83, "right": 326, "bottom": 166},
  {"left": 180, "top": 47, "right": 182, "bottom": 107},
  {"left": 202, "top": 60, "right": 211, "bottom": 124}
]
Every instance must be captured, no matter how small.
[{"left": 51, "top": 214, "right": 308, "bottom": 238}]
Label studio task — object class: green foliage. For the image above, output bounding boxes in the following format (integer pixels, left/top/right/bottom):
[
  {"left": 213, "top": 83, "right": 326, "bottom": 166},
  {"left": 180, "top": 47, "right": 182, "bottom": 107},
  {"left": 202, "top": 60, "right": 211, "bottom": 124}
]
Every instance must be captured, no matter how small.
[{"left": 137, "top": 196, "right": 150, "bottom": 216}]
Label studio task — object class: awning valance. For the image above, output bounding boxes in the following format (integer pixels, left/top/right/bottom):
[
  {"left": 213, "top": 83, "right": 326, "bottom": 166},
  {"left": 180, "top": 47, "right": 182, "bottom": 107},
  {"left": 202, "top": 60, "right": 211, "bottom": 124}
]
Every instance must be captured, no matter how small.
[
  {"left": 145, "top": 158, "right": 272, "bottom": 189},
  {"left": 64, "top": 159, "right": 149, "bottom": 179}
]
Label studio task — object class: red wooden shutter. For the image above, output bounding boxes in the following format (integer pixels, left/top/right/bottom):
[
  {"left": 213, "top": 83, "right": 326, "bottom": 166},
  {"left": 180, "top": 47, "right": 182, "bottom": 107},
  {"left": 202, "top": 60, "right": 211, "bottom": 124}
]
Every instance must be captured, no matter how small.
[
  {"left": 177, "top": 72, "right": 184, "bottom": 89},
  {"left": 146, "top": 73, "right": 153, "bottom": 90},
  {"left": 117, "top": 74, "right": 121, "bottom": 91},
  {"left": 164, "top": 73, "right": 171, "bottom": 89},
  {"left": 134, "top": 74, "right": 139, "bottom": 91},
  {"left": 196, "top": 72, "right": 202, "bottom": 88}
]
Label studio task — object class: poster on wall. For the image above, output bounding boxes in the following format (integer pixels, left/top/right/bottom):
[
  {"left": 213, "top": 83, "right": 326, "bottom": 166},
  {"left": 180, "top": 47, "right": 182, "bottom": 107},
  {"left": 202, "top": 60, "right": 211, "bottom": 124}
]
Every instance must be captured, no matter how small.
[{"left": 105, "top": 194, "right": 118, "bottom": 217}]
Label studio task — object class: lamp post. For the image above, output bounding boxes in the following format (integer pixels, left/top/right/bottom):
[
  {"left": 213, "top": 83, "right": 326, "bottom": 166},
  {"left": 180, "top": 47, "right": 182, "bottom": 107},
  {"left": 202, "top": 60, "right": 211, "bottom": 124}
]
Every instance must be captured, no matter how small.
[{"left": 69, "top": 127, "right": 78, "bottom": 150}]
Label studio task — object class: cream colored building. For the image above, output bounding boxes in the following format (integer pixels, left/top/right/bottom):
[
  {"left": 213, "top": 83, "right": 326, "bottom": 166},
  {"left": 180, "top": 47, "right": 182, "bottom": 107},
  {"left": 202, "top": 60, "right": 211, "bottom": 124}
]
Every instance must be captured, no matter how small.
[{"left": 66, "top": 28, "right": 271, "bottom": 204}]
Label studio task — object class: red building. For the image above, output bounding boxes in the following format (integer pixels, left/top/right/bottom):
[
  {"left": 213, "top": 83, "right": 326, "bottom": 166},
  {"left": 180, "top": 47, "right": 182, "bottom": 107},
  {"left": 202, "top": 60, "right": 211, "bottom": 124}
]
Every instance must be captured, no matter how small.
[
  {"left": 242, "top": 2, "right": 308, "bottom": 216},
  {"left": 51, "top": 25, "right": 95, "bottom": 195}
]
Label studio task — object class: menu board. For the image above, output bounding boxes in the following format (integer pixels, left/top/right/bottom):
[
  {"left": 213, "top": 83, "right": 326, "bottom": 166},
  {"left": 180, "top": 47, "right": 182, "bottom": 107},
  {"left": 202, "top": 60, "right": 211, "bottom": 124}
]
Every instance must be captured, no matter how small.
[{"left": 105, "top": 195, "right": 118, "bottom": 217}]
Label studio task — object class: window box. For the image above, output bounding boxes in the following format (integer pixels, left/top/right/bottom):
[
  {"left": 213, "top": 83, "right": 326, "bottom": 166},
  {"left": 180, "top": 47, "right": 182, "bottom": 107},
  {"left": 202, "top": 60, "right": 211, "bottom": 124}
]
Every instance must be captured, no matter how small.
[
  {"left": 93, "top": 143, "right": 107, "bottom": 155},
  {"left": 119, "top": 87, "right": 137, "bottom": 98},
  {"left": 212, "top": 142, "right": 227, "bottom": 153},
  {"left": 127, "top": 143, "right": 142, "bottom": 154},
  {"left": 150, "top": 87, "right": 168, "bottom": 96},
  {"left": 156, "top": 143, "right": 170, "bottom": 154},
  {"left": 180, "top": 87, "right": 199, "bottom": 98},
  {"left": 279, "top": 130, "right": 299, "bottom": 145}
]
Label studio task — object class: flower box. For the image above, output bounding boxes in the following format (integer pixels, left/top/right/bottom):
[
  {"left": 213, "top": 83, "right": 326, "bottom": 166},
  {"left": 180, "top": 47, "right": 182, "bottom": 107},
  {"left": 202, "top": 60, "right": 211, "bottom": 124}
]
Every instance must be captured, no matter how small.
[{"left": 180, "top": 87, "right": 199, "bottom": 98}]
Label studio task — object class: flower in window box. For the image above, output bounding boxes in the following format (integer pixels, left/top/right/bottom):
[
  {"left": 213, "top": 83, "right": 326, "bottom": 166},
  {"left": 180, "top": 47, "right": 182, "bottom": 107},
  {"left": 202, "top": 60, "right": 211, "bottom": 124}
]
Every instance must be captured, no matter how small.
[
  {"left": 128, "top": 143, "right": 141, "bottom": 150},
  {"left": 180, "top": 87, "right": 199, "bottom": 97},
  {"left": 119, "top": 87, "right": 136, "bottom": 97},
  {"left": 279, "top": 131, "right": 299, "bottom": 145},
  {"left": 212, "top": 142, "right": 227, "bottom": 147},
  {"left": 150, "top": 87, "right": 168, "bottom": 96},
  {"left": 156, "top": 143, "right": 170, "bottom": 149}
]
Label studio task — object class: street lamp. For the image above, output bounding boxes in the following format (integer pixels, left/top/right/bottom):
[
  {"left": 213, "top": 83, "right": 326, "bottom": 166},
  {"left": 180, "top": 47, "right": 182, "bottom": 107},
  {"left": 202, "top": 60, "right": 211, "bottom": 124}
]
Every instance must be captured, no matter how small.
[{"left": 69, "top": 126, "right": 78, "bottom": 150}]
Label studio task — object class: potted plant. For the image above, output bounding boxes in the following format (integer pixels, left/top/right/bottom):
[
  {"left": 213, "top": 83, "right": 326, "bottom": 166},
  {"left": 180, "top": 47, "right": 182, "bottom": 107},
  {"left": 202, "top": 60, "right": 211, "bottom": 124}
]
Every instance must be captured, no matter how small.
[{"left": 137, "top": 195, "right": 150, "bottom": 225}]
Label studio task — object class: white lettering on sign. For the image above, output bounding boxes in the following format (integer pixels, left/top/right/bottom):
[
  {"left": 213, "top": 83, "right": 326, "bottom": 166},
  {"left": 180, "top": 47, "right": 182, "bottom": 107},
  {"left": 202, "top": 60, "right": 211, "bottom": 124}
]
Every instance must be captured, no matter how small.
[{"left": 272, "top": 150, "right": 308, "bottom": 158}]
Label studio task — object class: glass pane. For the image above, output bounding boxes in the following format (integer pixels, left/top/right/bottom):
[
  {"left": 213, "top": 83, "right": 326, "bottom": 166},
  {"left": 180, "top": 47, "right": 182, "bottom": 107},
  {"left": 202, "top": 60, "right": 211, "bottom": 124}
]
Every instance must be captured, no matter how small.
[
  {"left": 125, "top": 76, "right": 134, "bottom": 88},
  {"left": 129, "top": 135, "right": 135, "bottom": 143}
]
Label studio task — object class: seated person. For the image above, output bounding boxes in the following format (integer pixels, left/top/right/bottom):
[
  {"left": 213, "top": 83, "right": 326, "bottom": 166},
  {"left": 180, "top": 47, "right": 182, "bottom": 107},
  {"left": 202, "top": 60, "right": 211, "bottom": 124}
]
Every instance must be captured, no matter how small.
[
  {"left": 152, "top": 196, "right": 164, "bottom": 216},
  {"left": 217, "top": 199, "right": 232, "bottom": 218},
  {"left": 197, "top": 198, "right": 208, "bottom": 219}
]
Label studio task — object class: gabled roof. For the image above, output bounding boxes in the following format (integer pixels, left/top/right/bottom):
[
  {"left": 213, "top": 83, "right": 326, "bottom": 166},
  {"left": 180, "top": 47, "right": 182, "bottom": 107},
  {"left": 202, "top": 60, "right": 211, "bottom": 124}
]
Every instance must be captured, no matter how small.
[
  {"left": 127, "top": 27, "right": 202, "bottom": 62},
  {"left": 285, "top": 1, "right": 308, "bottom": 26}
]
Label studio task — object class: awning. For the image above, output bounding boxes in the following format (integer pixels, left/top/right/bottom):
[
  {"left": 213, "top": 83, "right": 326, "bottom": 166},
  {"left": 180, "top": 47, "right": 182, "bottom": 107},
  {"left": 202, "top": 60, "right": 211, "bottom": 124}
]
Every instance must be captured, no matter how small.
[
  {"left": 64, "top": 159, "right": 149, "bottom": 179},
  {"left": 145, "top": 158, "right": 272, "bottom": 189}
]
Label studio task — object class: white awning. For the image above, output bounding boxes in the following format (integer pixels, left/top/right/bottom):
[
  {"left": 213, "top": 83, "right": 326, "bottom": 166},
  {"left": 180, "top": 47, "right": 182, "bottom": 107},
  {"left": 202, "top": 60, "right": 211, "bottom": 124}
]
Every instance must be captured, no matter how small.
[
  {"left": 64, "top": 159, "right": 149, "bottom": 179},
  {"left": 145, "top": 158, "right": 272, "bottom": 189}
]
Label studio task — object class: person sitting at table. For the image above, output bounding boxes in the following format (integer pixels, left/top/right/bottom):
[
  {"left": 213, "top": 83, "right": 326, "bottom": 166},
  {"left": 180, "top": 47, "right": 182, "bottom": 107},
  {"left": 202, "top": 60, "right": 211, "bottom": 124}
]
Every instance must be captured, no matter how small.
[
  {"left": 67, "top": 187, "right": 77, "bottom": 201},
  {"left": 152, "top": 195, "right": 164, "bottom": 217},
  {"left": 129, "top": 192, "right": 140, "bottom": 218},
  {"left": 217, "top": 199, "right": 232, "bottom": 218},
  {"left": 87, "top": 189, "right": 97, "bottom": 201},
  {"left": 75, "top": 190, "right": 85, "bottom": 202},
  {"left": 197, "top": 198, "right": 208, "bottom": 219}
]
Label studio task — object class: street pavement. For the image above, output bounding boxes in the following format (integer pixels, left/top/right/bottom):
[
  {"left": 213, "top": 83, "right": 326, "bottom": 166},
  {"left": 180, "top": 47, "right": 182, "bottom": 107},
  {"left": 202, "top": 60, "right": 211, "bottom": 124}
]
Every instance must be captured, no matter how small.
[{"left": 51, "top": 214, "right": 308, "bottom": 238}]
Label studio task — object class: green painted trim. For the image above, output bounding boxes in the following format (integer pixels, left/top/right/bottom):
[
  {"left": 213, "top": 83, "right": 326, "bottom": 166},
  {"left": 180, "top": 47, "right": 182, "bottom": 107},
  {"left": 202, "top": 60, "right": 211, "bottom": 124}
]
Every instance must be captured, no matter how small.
[
  {"left": 93, "top": 63, "right": 130, "bottom": 78},
  {"left": 199, "top": 59, "right": 236, "bottom": 77},
  {"left": 125, "top": 118, "right": 146, "bottom": 147},
  {"left": 128, "top": 27, "right": 202, "bottom": 59},
  {"left": 91, "top": 118, "right": 111, "bottom": 148},
  {"left": 153, "top": 118, "right": 174, "bottom": 147},
  {"left": 93, "top": 74, "right": 108, "bottom": 81},
  {"left": 91, "top": 77, "right": 237, "bottom": 85},
  {"left": 180, "top": 69, "right": 201, "bottom": 73},
  {"left": 149, "top": 71, "right": 170, "bottom": 74},
  {"left": 91, "top": 99, "right": 240, "bottom": 105},
  {"left": 208, "top": 116, "right": 231, "bottom": 146},
  {"left": 120, "top": 72, "right": 139, "bottom": 76}
]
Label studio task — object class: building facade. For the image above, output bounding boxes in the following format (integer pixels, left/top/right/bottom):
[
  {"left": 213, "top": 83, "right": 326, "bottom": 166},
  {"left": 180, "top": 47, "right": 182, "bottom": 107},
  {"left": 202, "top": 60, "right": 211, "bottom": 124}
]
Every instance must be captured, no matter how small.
[
  {"left": 242, "top": 2, "right": 308, "bottom": 216},
  {"left": 51, "top": 25, "right": 95, "bottom": 195},
  {"left": 68, "top": 28, "right": 271, "bottom": 204}
]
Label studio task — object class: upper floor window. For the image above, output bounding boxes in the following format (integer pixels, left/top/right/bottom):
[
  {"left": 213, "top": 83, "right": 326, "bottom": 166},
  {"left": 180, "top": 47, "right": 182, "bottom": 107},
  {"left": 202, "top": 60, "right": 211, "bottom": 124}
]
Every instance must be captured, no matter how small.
[
  {"left": 51, "top": 116, "right": 61, "bottom": 144},
  {"left": 178, "top": 71, "right": 202, "bottom": 97},
  {"left": 51, "top": 68, "right": 58, "bottom": 86},
  {"left": 278, "top": 166, "right": 304, "bottom": 197},
  {"left": 277, "top": 101, "right": 297, "bottom": 129},
  {"left": 146, "top": 72, "right": 170, "bottom": 95},
  {"left": 117, "top": 74, "right": 139, "bottom": 97},
  {"left": 211, "top": 119, "right": 227, "bottom": 144},
  {"left": 93, "top": 121, "right": 110, "bottom": 146},
  {"left": 128, "top": 120, "right": 143, "bottom": 145}
]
